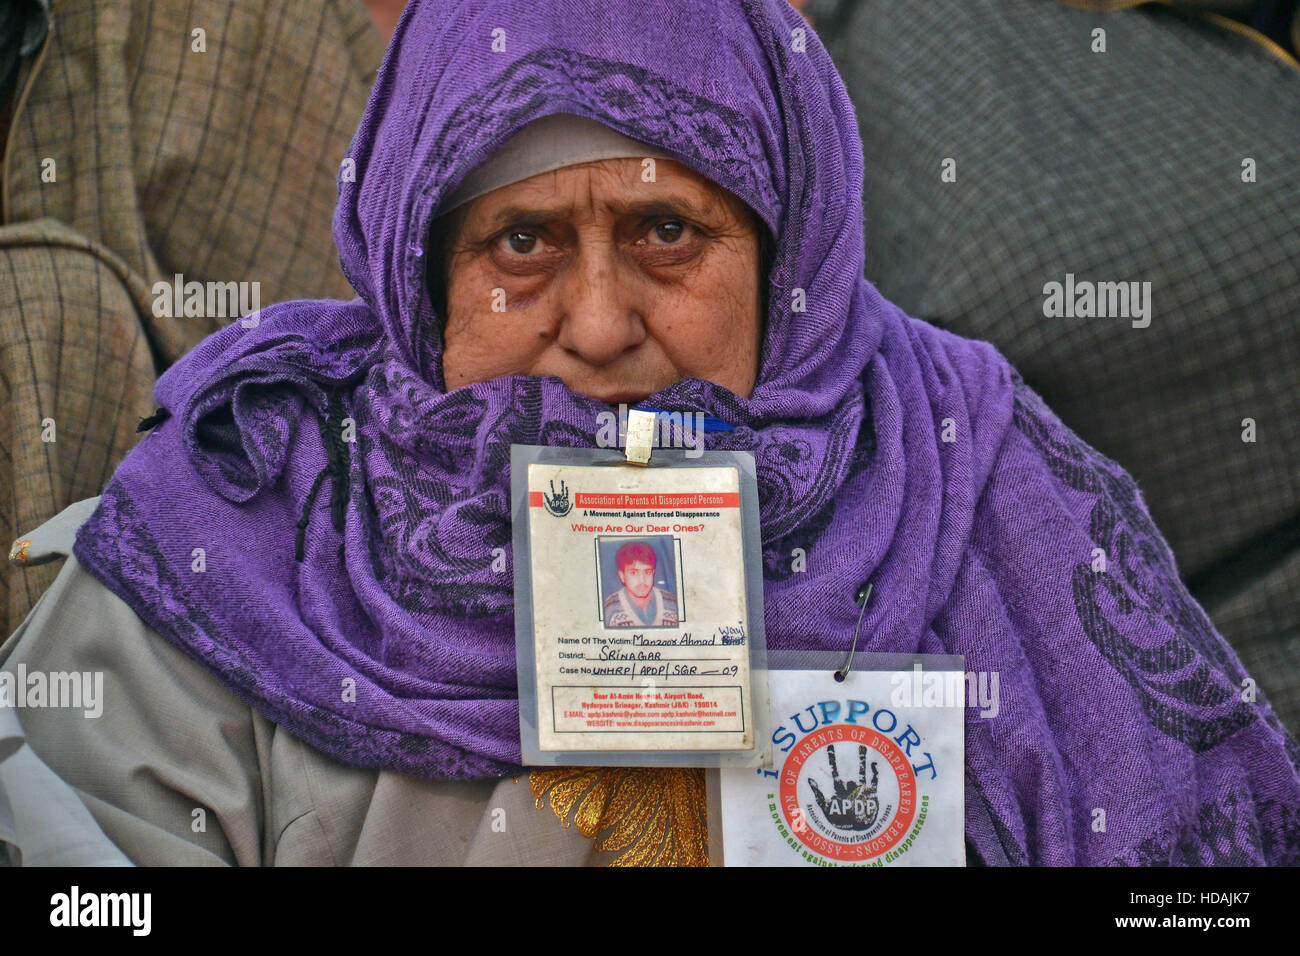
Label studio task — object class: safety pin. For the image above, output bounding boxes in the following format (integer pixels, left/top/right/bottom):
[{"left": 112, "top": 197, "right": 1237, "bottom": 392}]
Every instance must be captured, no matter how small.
[{"left": 834, "top": 580, "right": 873, "bottom": 682}]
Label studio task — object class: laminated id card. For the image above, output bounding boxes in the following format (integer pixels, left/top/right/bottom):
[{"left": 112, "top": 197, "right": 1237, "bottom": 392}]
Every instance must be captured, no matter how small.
[{"left": 511, "top": 441, "right": 769, "bottom": 768}]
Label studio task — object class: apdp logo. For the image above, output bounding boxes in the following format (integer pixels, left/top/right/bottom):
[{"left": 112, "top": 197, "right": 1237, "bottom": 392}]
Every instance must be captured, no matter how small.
[
  {"left": 780, "top": 724, "right": 917, "bottom": 862},
  {"left": 543, "top": 479, "right": 571, "bottom": 517}
]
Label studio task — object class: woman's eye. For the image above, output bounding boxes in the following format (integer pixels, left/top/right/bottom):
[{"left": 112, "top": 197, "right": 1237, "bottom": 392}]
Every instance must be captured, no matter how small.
[
  {"left": 498, "top": 230, "right": 540, "bottom": 255},
  {"left": 650, "top": 220, "right": 686, "bottom": 244}
]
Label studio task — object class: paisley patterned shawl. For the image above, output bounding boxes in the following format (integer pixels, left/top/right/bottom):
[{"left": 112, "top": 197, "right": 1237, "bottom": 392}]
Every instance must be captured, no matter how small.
[{"left": 72, "top": 0, "right": 1300, "bottom": 864}]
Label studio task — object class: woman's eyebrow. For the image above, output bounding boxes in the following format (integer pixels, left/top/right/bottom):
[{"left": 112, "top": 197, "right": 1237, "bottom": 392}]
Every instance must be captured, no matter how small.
[
  {"left": 480, "top": 196, "right": 714, "bottom": 232},
  {"left": 481, "top": 205, "right": 569, "bottom": 231},
  {"left": 603, "top": 197, "right": 716, "bottom": 219}
]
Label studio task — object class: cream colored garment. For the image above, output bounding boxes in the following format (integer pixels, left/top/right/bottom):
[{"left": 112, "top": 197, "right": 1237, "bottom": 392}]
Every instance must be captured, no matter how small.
[{"left": 2, "top": 501, "right": 720, "bottom": 865}]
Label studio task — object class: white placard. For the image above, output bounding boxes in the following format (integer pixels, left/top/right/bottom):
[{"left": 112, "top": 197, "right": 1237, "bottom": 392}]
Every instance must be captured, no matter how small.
[{"left": 721, "top": 664, "right": 965, "bottom": 866}]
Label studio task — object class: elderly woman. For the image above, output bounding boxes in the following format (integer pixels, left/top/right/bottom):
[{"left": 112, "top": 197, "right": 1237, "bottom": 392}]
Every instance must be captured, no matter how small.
[{"left": 2, "top": 0, "right": 1298, "bottom": 866}]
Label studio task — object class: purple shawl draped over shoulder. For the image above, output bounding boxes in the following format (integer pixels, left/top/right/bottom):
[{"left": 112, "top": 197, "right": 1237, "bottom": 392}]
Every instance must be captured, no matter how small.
[{"left": 72, "top": 0, "right": 1300, "bottom": 864}]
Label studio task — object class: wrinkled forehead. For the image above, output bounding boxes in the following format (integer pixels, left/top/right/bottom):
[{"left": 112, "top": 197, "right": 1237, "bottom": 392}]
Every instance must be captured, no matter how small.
[{"left": 440, "top": 155, "right": 759, "bottom": 233}]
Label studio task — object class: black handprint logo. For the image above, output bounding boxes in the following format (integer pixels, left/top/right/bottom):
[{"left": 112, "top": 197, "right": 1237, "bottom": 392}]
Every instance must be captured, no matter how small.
[
  {"left": 543, "top": 478, "right": 571, "bottom": 516},
  {"left": 807, "top": 745, "right": 880, "bottom": 832}
]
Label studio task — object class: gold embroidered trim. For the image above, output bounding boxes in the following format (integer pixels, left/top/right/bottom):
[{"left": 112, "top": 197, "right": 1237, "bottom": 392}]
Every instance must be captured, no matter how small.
[
  {"left": 9, "top": 538, "right": 32, "bottom": 564},
  {"left": 529, "top": 767, "right": 708, "bottom": 867}
]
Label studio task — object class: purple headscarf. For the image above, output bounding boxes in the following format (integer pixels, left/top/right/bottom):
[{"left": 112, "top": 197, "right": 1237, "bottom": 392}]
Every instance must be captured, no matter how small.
[{"left": 73, "top": 0, "right": 1300, "bottom": 864}]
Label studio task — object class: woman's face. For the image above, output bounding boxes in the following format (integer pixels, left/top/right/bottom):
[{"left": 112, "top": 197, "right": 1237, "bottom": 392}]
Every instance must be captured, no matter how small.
[{"left": 437, "top": 157, "right": 762, "bottom": 404}]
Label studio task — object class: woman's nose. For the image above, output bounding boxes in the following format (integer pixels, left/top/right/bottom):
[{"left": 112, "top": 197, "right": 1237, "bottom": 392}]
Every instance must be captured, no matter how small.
[{"left": 553, "top": 246, "right": 646, "bottom": 366}]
